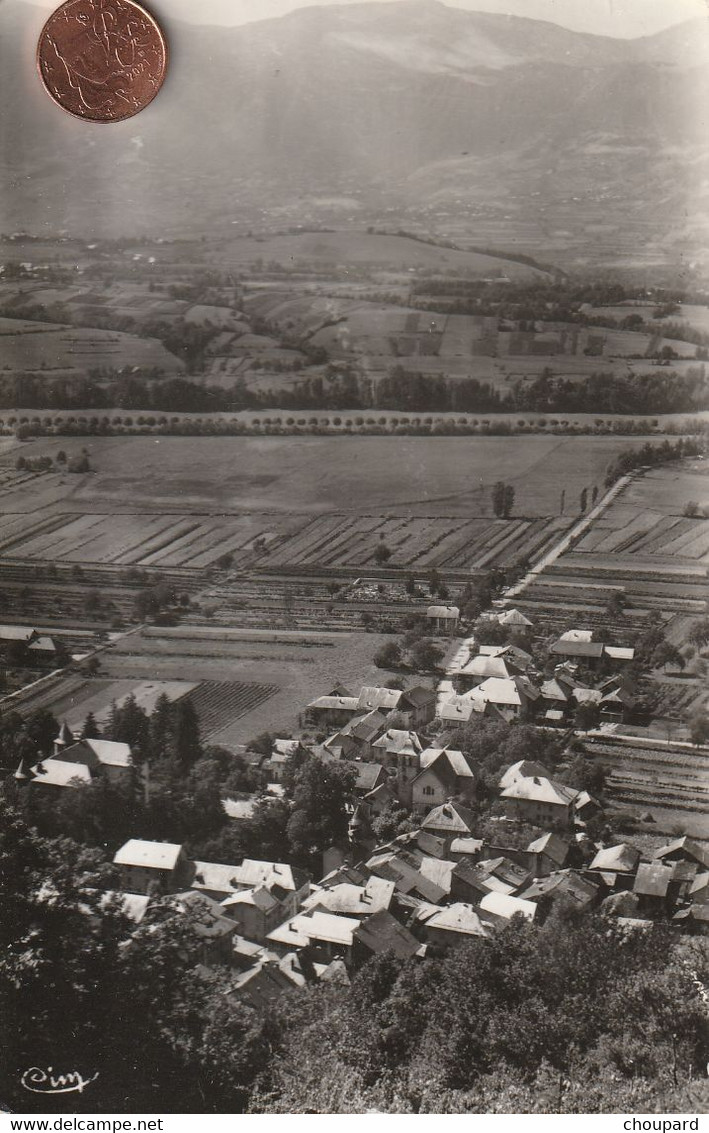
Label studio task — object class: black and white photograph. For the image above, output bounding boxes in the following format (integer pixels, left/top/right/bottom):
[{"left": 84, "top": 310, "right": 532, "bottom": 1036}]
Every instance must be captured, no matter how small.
[{"left": 1, "top": 0, "right": 709, "bottom": 1117}]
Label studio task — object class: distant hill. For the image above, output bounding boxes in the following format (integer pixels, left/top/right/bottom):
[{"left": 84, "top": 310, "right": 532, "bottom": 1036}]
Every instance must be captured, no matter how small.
[{"left": 1, "top": 0, "right": 707, "bottom": 268}]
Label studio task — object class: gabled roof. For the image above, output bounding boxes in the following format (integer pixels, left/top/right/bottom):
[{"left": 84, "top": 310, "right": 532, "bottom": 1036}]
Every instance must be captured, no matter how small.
[
  {"left": 418, "top": 857, "right": 457, "bottom": 895},
  {"left": 604, "top": 646, "right": 635, "bottom": 661},
  {"left": 498, "top": 760, "right": 552, "bottom": 790},
  {"left": 422, "top": 902, "right": 489, "bottom": 938},
  {"left": 559, "top": 629, "right": 594, "bottom": 643},
  {"left": 353, "top": 909, "right": 423, "bottom": 959},
  {"left": 474, "top": 677, "right": 524, "bottom": 706},
  {"left": 30, "top": 759, "right": 92, "bottom": 788},
  {"left": 438, "top": 695, "right": 485, "bottom": 722},
  {"left": 0, "top": 625, "right": 36, "bottom": 642},
  {"left": 421, "top": 800, "right": 476, "bottom": 835},
  {"left": 527, "top": 832, "right": 570, "bottom": 866},
  {"left": 114, "top": 839, "right": 183, "bottom": 871},
  {"left": 366, "top": 850, "right": 447, "bottom": 904},
  {"left": 427, "top": 605, "right": 460, "bottom": 619},
  {"left": 478, "top": 891, "right": 536, "bottom": 922},
  {"left": 519, "top": 869, "right": 599, "bottom": 908},
  {"left": 401, "top": 685, "right": 437, "bottom": 708},
  {"left": 462, "top": 655, "right": 519, "bottom": 681},
  {"left": 170, "top": 892, "right": 239, "bottom": 939},
  {"left": 307, "top": 695, "right": 360, "bottom": 711},
  {"left": 221, "top": 885, "right": 280, "bottom": 912},
  {"left": 501, "top": 777, "right": 578, "bottom": 807},
  {"left": 190, "top": 860, "right": 241, "bottom": 896},
  {"left": 588, "top": 843, "right": 641, "bottom": 874},
  {"left": 498, "top": 608, "right": 533, "bottom": 627},
  {"left": 353, "top": 762, "right": 386, "bottom": 792},
  {"left": 357, "top": 686, "right": 402, "bottom": 712},
  {"left": 304, "top": 877, "right": 395, "bottom": 917},
  {"left": 28, "top": 636, "right": 57, "bottom": 653},
  {"left": 540, "top": 678, "right": 573, "bottom": 702},
  {"left": 551, "top": 640, "right": 604, "bottom": 658},
  {"left": 347, "top": 710, "right": 389, "bottom": 742},
  {"left": 633, "top": 862, "right": 675, "bottom": 898},
  {"left": 419, "top": 747, "right": 475, "bottom": 780},
  {"left": 65, "top": 738, "right": 132, "bottom": 768},
  {"left": 372, "top": 729, "right": 423, "bottom": 757},
  {"left": 655, "top": 837, "right": 709, "bottom": 871},
  {"left": 267, "top": 911, "right": 361, "bottom": 949},
  {"left": 232, "top": 859, "right": 309, "bottom": 894}
]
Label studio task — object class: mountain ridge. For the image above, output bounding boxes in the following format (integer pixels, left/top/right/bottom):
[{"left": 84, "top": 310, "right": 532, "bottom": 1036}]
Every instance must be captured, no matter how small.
[{"left": 1, "top": 0, "right": 706, "bottom": 269}]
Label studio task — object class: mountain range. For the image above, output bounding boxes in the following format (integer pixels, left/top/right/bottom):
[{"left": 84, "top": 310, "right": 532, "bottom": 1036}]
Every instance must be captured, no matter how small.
[{"left": 1, "top": 0, "right": 707, "bottom": 270}]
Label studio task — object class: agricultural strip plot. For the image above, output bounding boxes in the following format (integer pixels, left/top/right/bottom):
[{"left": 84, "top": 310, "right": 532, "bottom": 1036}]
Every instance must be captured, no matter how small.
[
  {"left": 587, "top": 736, "right": 709, "bottom": 837},
  {"left": 265, "top": 514, "right": 574, "bottom": 572},
  {"left": 11, "top": 676, "right": 198, "bottom": 733},
  {"left": 0, "top": 512, "right": 276, "bottom": 569},
  {"left": 184, "top": 680, "right": 280, "bottom": 742}
]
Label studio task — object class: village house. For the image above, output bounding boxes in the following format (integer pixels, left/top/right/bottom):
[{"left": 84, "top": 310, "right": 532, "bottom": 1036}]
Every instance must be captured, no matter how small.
[
  {"left": 426, "top": 605, "right": 460, "bottom": 633},
  {"left": 372, "top": 728, "right": 424, "bottom": 763},
  {"left": 356, "top": 685, "right": 436, "bottom": 728},
  {"left": 420, "top": 800, "right": 476, "bottom": 839},
  {"left": 305, "top": 693, "right": 360, "bottom": 730},
  {"left": 496, "top": 608, "right": 534, "bottom": 630},
  {"left": 322, "top": 709, "right": 389, "bottom": 761},
  {"left": 113, "top": 839, "right": 189, "bottom": 895},
  {"left": 353, "top": 909, "right": 423, "bottom": 962},
  {"left": 412, "top": 747, "right": 476, "bottom": 814},
  {"left": 478, "top": 891, "right": 537, "bottom": 924},
  {"left": 168, "top": 891, "right": 238, "bottom": 967},
  {"left": 262, "top": 738, "right": 303, "bottom": 782},
  {"left": 472, "top": 676, "right": 541, "bottom": 722},
  {"left": 498, "top": 759, "right": 552, "bottom": 792},
  {"left": 501, "top": 776, "right": 578, "bottom": 829},
  {"left": 417, "top": 902, "right": 489, "bottom": 946},
  {"left": 221, "top": 886, "right": 285, "bottom": 943},
  {"left": 226, "top": 859, "right": 310, "bottom": 917},
  {"left": 266, "top": 910, "right": 361, "bottom": 965}
]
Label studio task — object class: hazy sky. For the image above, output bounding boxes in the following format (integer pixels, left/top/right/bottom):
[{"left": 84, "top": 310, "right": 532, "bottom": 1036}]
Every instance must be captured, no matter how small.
[{"left": 22, "top": 0, "right": 708, "bottom": 37}]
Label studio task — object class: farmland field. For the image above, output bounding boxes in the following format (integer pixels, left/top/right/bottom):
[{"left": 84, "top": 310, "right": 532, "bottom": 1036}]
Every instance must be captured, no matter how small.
[
  {"left": 0, "top": 317, "right": 184, "bottom": 376},
  {"left": 0, "top": 435, "right": 662, "bottom": 575},
  {"left": 587, "top": 734, "right": 709, "bottom": 839},
  {"left": 102, "top": 625, "right": 404, "bottom": 745},
  {"left": 513, "top": 460, "right": 709, "bottom": 631},
  {"left": 6, "top": 670, "right": 281, "bottom": 747},
  {"left": 0, "top": 434, "right": 661, "bottom": 518}
]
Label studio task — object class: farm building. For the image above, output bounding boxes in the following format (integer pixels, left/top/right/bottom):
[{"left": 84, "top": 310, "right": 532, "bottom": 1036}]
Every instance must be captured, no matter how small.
[{"left": 426, "top": 605, "right": 460, "bottom": 632}]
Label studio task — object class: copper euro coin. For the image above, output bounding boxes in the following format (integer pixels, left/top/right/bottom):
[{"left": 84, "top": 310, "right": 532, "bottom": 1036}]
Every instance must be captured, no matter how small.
[{"left": 37, "top": 0, "right": 168, "bottom": 122}]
